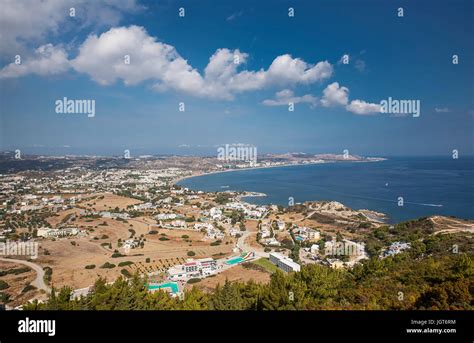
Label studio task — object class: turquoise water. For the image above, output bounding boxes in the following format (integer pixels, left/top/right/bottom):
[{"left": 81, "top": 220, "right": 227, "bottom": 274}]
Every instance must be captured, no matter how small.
[
  {"left": 295, "top": 236, "right": 304, "bottom": 241},
  {"left": 148, "top": 282, "right": 179, "bottom": 293},
  {"left": 179, "top": 157, "right": 474, "bottom": 223},
  {"left": 226, "top": 257, "right": 244, "bottom": 265}
]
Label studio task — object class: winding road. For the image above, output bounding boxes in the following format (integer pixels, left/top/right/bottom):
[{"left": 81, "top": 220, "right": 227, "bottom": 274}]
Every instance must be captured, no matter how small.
[
  {"left": 0, "top": 257, "right": 51, "bottom": 294},
  {"left": 236, "top": 230, "right": 268, "bottom": 258}
]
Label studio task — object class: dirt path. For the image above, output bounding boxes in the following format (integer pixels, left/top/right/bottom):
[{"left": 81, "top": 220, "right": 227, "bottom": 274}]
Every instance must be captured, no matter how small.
[
  {"left": 0, "top": 257, "right": 51, "bottom": 294},
  {"left": 430, "top": 216, "right": 474, "bottom": 234}
]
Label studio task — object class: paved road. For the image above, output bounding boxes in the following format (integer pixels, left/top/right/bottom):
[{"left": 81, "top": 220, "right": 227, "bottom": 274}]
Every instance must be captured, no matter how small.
[
  {"left": 0, "top": 257, "right": 51, "bottom": 293},
  {"left": 236, "top": 230, "right": 268, "bottom": 258}
]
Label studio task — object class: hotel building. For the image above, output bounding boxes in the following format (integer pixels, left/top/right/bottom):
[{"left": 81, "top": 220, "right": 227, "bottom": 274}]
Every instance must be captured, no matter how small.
[{"left": 269, "top": 252, "right": 301, "bottom": 273}]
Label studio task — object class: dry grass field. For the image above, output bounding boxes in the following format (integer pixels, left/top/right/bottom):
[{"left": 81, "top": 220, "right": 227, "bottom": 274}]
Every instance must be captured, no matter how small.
[
  {"left": 79, "top": 193, "right": 143, "bottom": 211},
  {"left": 36, "top": 204, "right": 235, "bottom": 289},
  {"left": 187, "top": 264, "right": 271, "bottom": 293},
  {"left": 0, "top": 260, "right": 41, "bottom": 308}
]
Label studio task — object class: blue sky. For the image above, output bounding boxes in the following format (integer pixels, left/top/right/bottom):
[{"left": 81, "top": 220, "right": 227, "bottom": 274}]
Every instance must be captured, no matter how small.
[{"left": 0, "top": 0, "right": 472, "bottom": 157}]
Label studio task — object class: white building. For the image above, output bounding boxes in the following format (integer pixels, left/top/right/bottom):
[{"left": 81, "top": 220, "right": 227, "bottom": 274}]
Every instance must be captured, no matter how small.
[
  {"left": 261, "top": 237, "right": 281, "bottom": 246},
  {"left": 194, "top": 223, "right": 224, "bottom": 240},
  {"left": 269, "top": 252, "right": 300, "bottom": 273},
  {"left": 209, "top": 207, "right": 222, "bottom": 220},
  {"left": 101, "top": 211, "right": 130, "bottom": 220},
  {"left": 381, "top": 241, "right": 411, "bottom": 258},
  {"left": 169, "top": 220, "right": 186, "bottom": 228},
  {"left": 133, "top": 202, "right": 154, "bottom": 211},
  {"left": 123, "top": 238, "right": 140, "bottom": 250},
  {"left": 225, "top": 202, "right": 245, "bottom": 211},
  {"left": 310, "top": 244, "right": 320, "bottom": 254},
  {"left": 276, "top": 220, "right": 286, "bottom": 230},
  {"left": 160, "top": 197, "right": 173, "bottom": 204},
  {"left": 167, "top": 258, "right": 218, "bottom": 281},
  {"left": 194, "top": 222, "right": 214, "bottom": 231},
  {"left": 37, "top": 227, "right": 79, "bottom": 238},
  {"left": 229, "top": 227, "right": 241, "bottom": 237},
  {"left": 155, "top": 213, "right": 179, "bottom": 220},
  {"left": 260, "top": 223, "right": 271, "bottom": 239},
  {"left": 293, "top": 227, "right": 320, "bottom": 241}
]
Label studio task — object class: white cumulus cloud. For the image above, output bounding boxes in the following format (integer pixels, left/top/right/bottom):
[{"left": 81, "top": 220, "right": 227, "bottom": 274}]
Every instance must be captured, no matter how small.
[
  {"left": 0, "top": 44, "right": 70, "bottom": 78},
  {"left": 321, "top": 82, "right": 349, "bottom": 107},
  {"left": 70, "top": 26, "right": 333, "bottom": 99},
  {"left": 0, "top": 23, "right": 338, "bottom": 102},
  {"left": 262, "top": 89, "right": 317, "bottom": 107},
  {"left": 0, "top": 0, "right": 142, "bottom": 55},
  {"left": 346, "top": 99, "right": 381, "bottom": 115}
]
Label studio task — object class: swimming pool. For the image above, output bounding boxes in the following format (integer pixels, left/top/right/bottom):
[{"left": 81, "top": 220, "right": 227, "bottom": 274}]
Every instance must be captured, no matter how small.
[
  {"left": 148, "top": 282, "right": 179, "bottom": 293},
  {"left": 225, "top": 257, "right": 244, "bottom": 265}
]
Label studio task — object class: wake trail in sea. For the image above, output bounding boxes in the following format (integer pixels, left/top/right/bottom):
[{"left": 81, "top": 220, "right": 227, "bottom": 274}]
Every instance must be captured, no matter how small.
[{"left": 410, "top": 202, "right": 443, "bottom": 207}]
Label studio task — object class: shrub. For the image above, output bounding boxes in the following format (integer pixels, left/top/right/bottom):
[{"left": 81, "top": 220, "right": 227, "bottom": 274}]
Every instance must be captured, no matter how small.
[
  {"left": 43, "top": 267, "right": 53, "bottom": 284},
  {"left": 120, "top": 269, "right": 132, "bottom": 278},
  {"left": 85, "top": 264, "right": 96, "bottom": 269},
  {"left": 100, "top": 262, "right": 116, "bottom": 269},
  {"left": 187, "top": 251, "right": 196, "bottom": 257},
  {"left": 21, "top": 284, "right": 36, "bottom": 294},
  {"left": 0, "top": 292, "right": 10, "bottom": 303},
  {"left": 118, "top": 261, "right": 134, "bottom": 267},
  {"left": 0, "top": 280, "right": 9, "bottom": 290},
  {"left": 7, "top": 267, "right": 29, "bottom": 275},
  {"left": 187, "top": 278, "right": 201, "bottom": 284}
]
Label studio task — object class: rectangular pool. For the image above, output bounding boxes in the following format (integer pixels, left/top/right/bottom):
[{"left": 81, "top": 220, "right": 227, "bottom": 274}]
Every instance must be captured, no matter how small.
[
  {"left": 148, "top": 282, "right": 179, "bottom": 293},
  {"left": 226, "top": 257, "right": 244, "bottom": 265}
]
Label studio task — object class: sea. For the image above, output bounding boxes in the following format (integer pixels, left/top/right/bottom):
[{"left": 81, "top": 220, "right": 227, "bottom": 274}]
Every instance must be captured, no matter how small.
[{"left": 178, "top": 157, "right": 474, "bottom": 223}]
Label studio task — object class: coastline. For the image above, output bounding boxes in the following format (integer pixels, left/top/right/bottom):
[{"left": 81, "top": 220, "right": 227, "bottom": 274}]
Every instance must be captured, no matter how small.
[
  {"left": 173, "top": 158, "right": 391, "bottom": 222},
  {"left": 172, "top": 159, "right": 383, "bottom": 186}
]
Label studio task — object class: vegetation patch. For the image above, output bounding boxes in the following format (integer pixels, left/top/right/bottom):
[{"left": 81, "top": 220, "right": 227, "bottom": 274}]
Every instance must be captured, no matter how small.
[
  {"left": 0, "top": 280, "right": 10, "bottom": 290},
  {"left": 100, "top": 262, "right": 116, "bottom": 269},
  {"left": 249, "top": 258, "right": 278, "bottom": 273}
]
